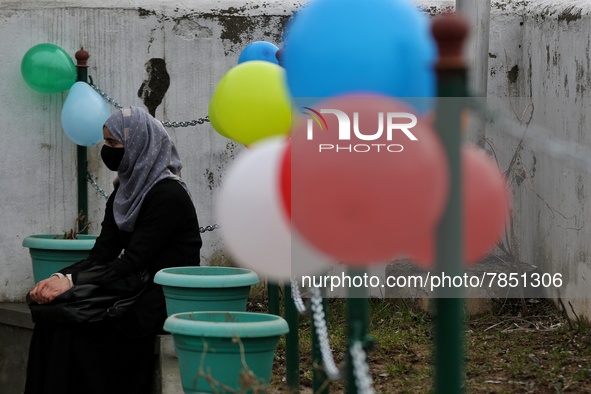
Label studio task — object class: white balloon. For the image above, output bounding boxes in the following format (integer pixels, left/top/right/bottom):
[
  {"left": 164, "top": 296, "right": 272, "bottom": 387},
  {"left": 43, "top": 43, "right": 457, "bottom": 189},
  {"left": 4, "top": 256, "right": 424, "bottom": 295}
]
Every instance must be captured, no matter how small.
[{"left": 215, "top": 138, "right": 334, "bottom": 282}]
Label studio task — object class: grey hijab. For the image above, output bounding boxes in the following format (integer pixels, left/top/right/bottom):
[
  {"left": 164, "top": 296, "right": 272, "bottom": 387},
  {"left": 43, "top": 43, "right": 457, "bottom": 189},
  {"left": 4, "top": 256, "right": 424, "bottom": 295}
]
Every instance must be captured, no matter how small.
[{"left": 103, "top": 106, "right": 190, "bottom": 232}]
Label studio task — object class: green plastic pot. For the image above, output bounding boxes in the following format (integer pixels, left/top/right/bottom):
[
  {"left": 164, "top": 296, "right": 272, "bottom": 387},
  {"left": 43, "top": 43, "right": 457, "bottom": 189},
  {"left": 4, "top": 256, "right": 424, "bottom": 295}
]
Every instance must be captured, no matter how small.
[
  {"left": 164, "top": 311, "right": 289, "bottom": 394},
  {"left": 154, "top": 266, "right": 260, "bottom": 316},
  {"left": 22, "top": 234, "right": 97, "bottom": 283}
]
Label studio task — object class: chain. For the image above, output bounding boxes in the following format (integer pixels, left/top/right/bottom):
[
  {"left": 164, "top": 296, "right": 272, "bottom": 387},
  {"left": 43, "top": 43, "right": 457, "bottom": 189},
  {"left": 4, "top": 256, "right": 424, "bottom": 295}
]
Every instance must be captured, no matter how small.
[
  {"left": 86, "top": 171, "right": 219, "bottom": 233},
  {"left": 310, "top": 286, "right": 342, "bottom": 381},
  {"left": 161, "top": 118, "right": 210, "bottom": 128},
  {"left": 89, "top": 80, "right": 209, "bottom": 128},
  {"left": 86, "top": 172, "right": 110, "bottom": 199},
  {"left": 89, "top": 80, "right": 123, "bottom": 110},
  {"left": 290, "top": 278, "right": 308, "bottom": 314},
  {"left": 199, "top": 224, "right": 220, "bottom": 233},
  {"left": 350, "top": 341, "right": 375, "bottom": 394}
]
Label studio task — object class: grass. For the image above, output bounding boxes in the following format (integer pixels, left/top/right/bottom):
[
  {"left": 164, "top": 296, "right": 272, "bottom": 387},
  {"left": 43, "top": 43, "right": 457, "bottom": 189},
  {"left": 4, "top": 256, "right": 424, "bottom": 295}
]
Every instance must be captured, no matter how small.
[{"left": 246, "top": 294, "right": 591, "bottom": 393}]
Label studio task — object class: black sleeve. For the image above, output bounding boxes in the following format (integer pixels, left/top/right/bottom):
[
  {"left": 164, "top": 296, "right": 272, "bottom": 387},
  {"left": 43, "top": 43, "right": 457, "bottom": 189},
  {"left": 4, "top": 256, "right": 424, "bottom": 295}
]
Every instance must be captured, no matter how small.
[
  {"left": 72, "top": 181, "right": 196, "bottom": 285},
  {"left": 59, "top": 191, "right": 123, "bottom": 276}
]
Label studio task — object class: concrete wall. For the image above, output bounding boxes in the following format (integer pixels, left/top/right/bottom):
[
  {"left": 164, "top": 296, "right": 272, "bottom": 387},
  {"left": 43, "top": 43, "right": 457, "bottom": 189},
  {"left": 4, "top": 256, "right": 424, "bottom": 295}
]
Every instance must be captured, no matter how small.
[
  {"left": 0, "top": 0, "right": 297, "bottom": 301},
  {"left": 485, "top": 0, "right": 591, "bottom": 319},
  {"left": 0, "top": 0, "right": 454, "bottom": 302},
  {"left": 3, "top": 0, "right": 591, "bottom": 323}
]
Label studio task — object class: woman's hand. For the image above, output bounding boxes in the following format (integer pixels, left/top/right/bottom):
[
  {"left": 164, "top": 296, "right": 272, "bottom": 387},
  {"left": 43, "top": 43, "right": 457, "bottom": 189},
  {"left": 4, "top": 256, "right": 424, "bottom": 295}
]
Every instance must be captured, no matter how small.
[{"left": 29, "top": 276, "right": 72, "bottom": 304}]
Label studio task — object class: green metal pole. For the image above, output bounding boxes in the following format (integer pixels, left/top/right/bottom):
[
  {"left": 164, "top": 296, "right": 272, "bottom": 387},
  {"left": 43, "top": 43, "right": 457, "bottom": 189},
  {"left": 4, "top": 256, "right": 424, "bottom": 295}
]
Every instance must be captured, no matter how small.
[
  {"left": 284, "top": 283, "right": 300, "bottom": 393},
  {"left": 431, "top": 14, "right": 469, "bottom": 394},
  {"left": 346, "top": 268, "right": 371, "bottom": 394},
  {"left": 267, "top": 282, "right": 281, "bottom": 316},
  {"left": 75, "top": 48, "right": 89, "bottom": 234}
]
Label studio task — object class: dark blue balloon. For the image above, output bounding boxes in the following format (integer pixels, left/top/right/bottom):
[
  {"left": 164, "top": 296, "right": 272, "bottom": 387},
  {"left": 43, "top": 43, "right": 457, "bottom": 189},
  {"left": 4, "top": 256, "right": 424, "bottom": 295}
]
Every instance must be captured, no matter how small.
[
  {"left": 238, "top": 41, "right": 280, "bottom": 65},
  {"left": 283, "top": 0, "right": 436, "bottom": 113}
]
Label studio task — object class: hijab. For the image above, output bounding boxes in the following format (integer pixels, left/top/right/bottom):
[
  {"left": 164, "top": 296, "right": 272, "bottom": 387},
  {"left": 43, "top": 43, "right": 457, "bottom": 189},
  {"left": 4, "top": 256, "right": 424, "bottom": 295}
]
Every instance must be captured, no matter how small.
[{"left": 103, "top": 106, "right": 190, "bottom": 232}]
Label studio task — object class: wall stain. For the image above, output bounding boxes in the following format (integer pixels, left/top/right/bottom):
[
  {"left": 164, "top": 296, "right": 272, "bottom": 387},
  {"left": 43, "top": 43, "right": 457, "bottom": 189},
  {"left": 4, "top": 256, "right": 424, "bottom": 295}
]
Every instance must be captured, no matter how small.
[
  {"left": 138, "top": 58, "right": 170, "bottom": 117},
  {"left": 205, "top": 169, "right": 215, "bottom": 191},
  {"left": 173, "top": 19, "right": 213, "bottom": 40},
  {"left": 576, "top": 174, "right": 585, "bottom": 206},
  {"left": 138, "top": 8, "right": 157, "bottom": 18},
  {"left": 557, "top": 6, "right": 582, "bottom": 24},
  {"left": 507, "top": 65, "right": 519, "bottom": 84}
]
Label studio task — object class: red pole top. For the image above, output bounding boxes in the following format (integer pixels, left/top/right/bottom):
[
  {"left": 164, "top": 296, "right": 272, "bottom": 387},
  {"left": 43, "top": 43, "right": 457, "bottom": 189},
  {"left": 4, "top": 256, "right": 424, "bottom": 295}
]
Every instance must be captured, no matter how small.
[
  {"left": 75, "top": 47, "right": 90, "bottom": 67},
  {"left": 432, "top": 13, "right": 470, "bottom": 70}
]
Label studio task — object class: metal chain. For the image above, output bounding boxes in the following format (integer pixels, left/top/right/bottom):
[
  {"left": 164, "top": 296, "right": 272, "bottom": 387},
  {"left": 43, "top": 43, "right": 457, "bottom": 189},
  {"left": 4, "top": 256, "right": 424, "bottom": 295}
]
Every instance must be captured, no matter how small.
[
  {"left": 290, "top": 278, "right": 308, "bottom": 314},
  {"left": 161, "top": 118, "right": 210, "bottom": 128},
  {"left": 86, "top": 172, "right": 110, "bottom": 199},
  {"left": 89, "top": 81, "right": 209, "bottom": 128},
  {"left": 86, "top": 171, "right": 219, "bottom": 233},
  {"left": 199, "top": 224, "right": 220, "bottom": 233},
  {"left": 350, "top": 341, "right": 375, "bottom": 394},
  {"left": 89, "top": 81, "right": 123, "bottom": 110},
  {"left": 310, "top": 286, "right": 342, "bottom": 381}
]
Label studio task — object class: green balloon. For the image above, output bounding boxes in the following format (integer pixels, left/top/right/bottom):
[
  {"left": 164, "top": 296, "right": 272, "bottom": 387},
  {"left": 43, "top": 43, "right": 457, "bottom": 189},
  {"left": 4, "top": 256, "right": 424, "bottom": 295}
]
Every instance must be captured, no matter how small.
[{"left": 21, "top": 43, "right": 77, "bottom": 93}]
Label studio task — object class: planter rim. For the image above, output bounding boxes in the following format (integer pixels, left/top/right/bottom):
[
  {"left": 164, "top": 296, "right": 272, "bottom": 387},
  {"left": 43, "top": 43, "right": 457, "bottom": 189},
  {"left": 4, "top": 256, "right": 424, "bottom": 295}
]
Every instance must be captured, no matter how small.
[
  {"left": 22, "top": 234, "right": 98, "bottom": 250},
  {"left": 154, "top": 266, "right": 260, "bottom": 288},
  {"left": 164, "top": 311, "right": 289, "bottom": 338}
]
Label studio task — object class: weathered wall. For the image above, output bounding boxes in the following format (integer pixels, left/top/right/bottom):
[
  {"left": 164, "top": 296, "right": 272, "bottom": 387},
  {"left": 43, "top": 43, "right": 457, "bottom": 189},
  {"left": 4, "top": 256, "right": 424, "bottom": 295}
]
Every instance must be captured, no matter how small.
[
  {"left": 486, "top": 0, "right": 591, "bottom": 319},
  {"left": 0, "top": 0, "right": 297, "bottom": 300},
  {"left": 4, "top": 0, "right": 591, "bottom": 322},
  {"left": 0, "top": 0, "right": 454, "bottom": 301}
]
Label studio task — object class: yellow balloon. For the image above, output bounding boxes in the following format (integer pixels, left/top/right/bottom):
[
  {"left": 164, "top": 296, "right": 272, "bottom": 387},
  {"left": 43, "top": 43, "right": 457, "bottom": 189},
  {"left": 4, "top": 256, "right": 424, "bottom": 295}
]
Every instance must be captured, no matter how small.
[
  {"left": 208, "top": 79, "right": 230, "bottom": 139},
  {"left": 209, "top": 61, "right": 292, "bottom": 145}
]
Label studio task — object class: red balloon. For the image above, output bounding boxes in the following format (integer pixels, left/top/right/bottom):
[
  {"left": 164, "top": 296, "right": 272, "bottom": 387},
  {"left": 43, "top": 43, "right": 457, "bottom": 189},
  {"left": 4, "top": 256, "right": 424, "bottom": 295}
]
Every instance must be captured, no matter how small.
[
  {"left": 290, "top": 95, "right": 449, "bottom": 265},
  {"left": 410, "top": 144, "right": 512, "bottom": 267}
]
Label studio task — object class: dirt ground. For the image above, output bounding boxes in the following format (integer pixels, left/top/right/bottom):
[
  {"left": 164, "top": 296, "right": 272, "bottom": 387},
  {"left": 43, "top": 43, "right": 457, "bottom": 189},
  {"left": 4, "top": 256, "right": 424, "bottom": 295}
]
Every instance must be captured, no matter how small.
[{"left": 252, "top": 297, "right": 591, "bottom": 393}]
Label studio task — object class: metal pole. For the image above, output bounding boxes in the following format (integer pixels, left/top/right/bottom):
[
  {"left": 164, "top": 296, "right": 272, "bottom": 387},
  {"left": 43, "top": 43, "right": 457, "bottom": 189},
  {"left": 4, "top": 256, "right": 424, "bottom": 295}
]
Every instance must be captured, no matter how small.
[
  {"left": 267, "top": 282, "right": 280, "bottom": 316},
  {"left": 431, "top": 14, "right": 469, "bottom": 394},
  {"left": 284, "top": 283, "right": 300, "bottom": 393},
  {"left": 75, "top": 48, "right": 89, "bottom": 234}
]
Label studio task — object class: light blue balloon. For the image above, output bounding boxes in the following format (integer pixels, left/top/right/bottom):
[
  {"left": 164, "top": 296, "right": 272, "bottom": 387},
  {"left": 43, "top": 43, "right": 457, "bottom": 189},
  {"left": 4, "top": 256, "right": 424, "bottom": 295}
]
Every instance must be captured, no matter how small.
[
  {"left": 238, "top": 41, "right": 279, "bottom": 65},
  {"left": 61, "top": 82, "right": 111, "bottom": 146},
  {"left": 283, "top": 0, "right": 436, "bottom": 113}
]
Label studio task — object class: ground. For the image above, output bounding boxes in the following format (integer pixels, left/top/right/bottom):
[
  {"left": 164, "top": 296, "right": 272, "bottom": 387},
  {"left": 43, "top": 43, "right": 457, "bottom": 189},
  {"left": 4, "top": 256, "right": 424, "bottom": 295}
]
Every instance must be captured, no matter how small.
[{"left": 246, "top": 296, "right": 591, "bottom": 393}]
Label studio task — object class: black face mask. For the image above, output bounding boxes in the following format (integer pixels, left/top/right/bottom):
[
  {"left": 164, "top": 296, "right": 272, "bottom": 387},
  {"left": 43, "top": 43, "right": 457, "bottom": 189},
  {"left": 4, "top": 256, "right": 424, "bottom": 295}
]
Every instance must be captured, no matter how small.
[{"left": 101, "top": 145, "right": 125, "bottom": 171}]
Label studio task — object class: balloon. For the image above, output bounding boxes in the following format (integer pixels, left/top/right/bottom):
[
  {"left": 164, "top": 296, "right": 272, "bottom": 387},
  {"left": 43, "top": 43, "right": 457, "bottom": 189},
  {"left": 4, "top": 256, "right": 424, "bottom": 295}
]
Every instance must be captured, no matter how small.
[
  {"left": 410, "top": 145, "right": 512, "bottom": 267},
  {"left": 207, "top": 79, "right": 231, "bottom": 139},
  {"left": 216, "top": 138, "right": 334, "bottom": 281},
  {"left": 279, "top": 140, "right": 291, "bottom": 219},
  {"left": 21, "top": 43, "right": 76, "bottom": 93},
  {"left": 208, "top": 61, "right": 292, "bottom": 145},
  {"left": 282, "top": 0, "right": 436, "bottom": 112},
  {"left": 290, "top": 95, "right": 449, "bottom": 265},
  {"left": 238, "top": 41, "right": 279, "bottom": 65},
  {"left": 61, "top": 82, "right": 111, "bottom": 146}
]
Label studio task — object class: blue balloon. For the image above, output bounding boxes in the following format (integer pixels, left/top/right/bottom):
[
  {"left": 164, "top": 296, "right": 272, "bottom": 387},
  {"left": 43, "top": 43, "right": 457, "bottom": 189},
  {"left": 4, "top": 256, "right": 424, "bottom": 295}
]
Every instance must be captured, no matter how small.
[
  {"left": 61, "top": 82, "right": 111, "bottom": 146},
  {"left": 238, "top": 41, "right": 279, "bottom": 65},
  {"left": 282, "top": 0, "right": 436, "bottom": 113}
]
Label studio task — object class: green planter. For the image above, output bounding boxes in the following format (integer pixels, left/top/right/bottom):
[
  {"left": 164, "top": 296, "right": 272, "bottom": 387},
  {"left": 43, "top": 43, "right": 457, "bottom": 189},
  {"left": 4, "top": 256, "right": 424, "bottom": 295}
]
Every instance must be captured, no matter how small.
[
  {"left": 22, "top": 234, "right": 97, "bottom": 283},
  {"left": 164, "top": 311, "right": 289, "bottom": 394},
  {"left": 154, "top": 266, "right": 260, "bottom": 316}
]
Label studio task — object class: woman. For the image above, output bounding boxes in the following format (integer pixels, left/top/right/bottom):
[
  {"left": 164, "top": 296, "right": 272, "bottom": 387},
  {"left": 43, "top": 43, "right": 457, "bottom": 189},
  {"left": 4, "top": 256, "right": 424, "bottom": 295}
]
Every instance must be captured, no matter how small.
[{"left": 25, "top": 106, "right": 202, "bottom": 394}]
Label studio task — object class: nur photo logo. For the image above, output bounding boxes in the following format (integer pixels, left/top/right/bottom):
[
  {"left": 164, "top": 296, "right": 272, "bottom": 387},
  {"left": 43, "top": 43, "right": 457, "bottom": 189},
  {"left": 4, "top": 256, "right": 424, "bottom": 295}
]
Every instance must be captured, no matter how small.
[{"left": 302, "top": 104, "right": 419, "bottom": 153}]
